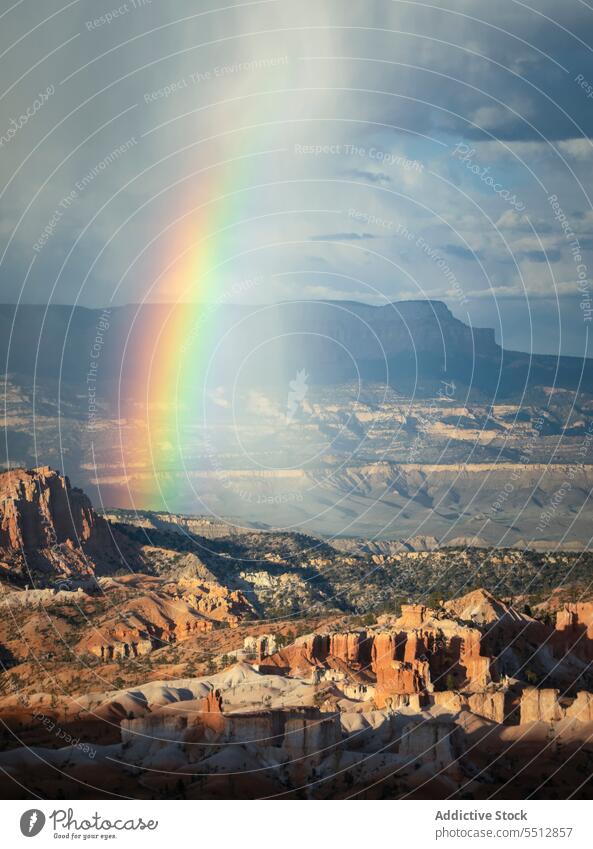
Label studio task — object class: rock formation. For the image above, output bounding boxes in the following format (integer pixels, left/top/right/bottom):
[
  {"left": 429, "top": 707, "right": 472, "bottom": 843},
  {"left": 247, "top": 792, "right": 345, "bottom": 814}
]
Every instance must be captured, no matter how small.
[
  {"left": 2, "top": 485, "right": 593, "bottom": 802},
  {"left": 3, "top": 579, "right": 593, "bottom": 800},
  {"left": 78, "top": 587, "right": 216, "bottom": 660},
  {"left": 520, "top": 688, "right": 593, "bottom": 724},
  {"left": 176, "top": 577, "right": 254, "bottom": 627},
  {"left": 554, "top": 602, "right": 593, "bottom": 661},
  {"left": 0, "top": 466, "right": 116, "bottom": 578},
  {"left": 257, "top": 590, "right": 593, "bottom": 723},
  {"left": 565, "top": 691, "right": 593, "bottom": 723},
  {"left": 399, "top": 719, "right": 461, "bottom": 774},
  {"left": 244, "top": 634, "right": 279, "bottom": 660},
  {"left": 120, "top": 687, "right": 341, "bottom": 767},
  {"left": 0, "top": 467, "right": 106, "bottom": 551},
  {"left": 444, "top": 588, "right": 528, "bottom": 625},
  {"left": 262, "top": 599, "right": 497, "bottom": 708}
]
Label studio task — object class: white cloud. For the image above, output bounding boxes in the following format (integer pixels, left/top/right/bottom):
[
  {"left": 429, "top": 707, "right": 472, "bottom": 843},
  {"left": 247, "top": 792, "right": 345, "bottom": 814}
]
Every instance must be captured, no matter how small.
[{"left": 557, "top": 138, "right": 593, "bottom": 159}]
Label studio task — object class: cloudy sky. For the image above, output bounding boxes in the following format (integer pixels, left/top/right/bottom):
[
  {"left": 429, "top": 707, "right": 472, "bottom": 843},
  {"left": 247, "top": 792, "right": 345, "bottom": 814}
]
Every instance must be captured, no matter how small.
[{"left": 1, "top": 0, "right": 593, "bottom": 354}]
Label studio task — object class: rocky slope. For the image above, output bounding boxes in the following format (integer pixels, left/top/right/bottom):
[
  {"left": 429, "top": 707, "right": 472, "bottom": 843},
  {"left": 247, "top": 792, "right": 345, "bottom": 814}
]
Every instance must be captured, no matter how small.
[{"left": 3, "top": 467, "right": 593, "bottom": 621}]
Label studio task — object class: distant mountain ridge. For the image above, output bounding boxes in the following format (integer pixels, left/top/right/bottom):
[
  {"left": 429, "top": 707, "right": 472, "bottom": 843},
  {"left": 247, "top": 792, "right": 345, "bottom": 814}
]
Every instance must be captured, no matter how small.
[{"left": 0, "top": 299, "right": 590, "bottom": 398}]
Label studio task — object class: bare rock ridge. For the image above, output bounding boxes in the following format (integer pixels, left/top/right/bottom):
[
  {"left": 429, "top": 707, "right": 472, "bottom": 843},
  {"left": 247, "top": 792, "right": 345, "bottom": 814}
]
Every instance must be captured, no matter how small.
[
  {"left": 0, "top": 468, "right": 260, "bottom": 652},
  {"left": 75, "top": 574, "right": 256, "bottom": 661}
]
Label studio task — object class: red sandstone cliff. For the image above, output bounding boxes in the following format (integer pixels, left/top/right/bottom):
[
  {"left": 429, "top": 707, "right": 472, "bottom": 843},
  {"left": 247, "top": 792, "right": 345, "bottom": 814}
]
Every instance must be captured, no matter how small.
[
  {"left": 0, "top": 466, "right": 115, "bottom": 578},
  {"left": 0, "top": 467, "right": 102, "bottom": 547}
]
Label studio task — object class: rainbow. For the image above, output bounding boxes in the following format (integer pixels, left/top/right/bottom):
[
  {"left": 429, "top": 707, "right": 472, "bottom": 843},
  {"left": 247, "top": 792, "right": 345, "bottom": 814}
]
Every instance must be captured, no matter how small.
[{"left": 121, "top": 185, "right": 234, "bottom": 512}]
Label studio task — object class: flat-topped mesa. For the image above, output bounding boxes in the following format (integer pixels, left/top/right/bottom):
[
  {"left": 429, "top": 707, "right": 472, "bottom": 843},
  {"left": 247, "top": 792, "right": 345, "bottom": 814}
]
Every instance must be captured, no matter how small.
[{"left": 0, "top": 466, "right": 109, "bottom": 553}]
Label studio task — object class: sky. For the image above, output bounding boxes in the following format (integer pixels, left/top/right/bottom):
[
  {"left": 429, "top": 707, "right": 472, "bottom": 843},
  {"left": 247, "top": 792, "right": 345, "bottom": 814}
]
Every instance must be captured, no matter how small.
[{"left": 1, "top": 0, "right": 593, "bottom": 355}]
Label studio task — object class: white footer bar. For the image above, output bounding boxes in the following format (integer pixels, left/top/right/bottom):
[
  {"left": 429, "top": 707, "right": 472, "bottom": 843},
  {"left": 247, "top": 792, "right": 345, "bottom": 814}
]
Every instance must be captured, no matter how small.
[{"left": 1, "top": 799, "right": 591, "bottom": 848}]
